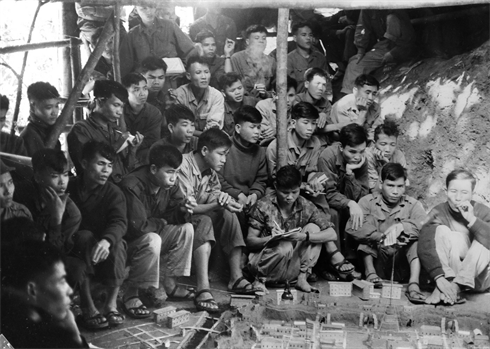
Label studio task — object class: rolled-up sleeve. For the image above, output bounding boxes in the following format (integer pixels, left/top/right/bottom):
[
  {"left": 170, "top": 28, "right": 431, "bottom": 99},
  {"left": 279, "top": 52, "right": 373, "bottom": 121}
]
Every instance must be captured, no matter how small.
[
  {"left": 318, "top": 148, "right": 351, "bottom": 210},
  {"left": 400, "top": 201, "right": 427, "bottom": 240},
  {"left": 100, "top": 187, "right": 127, "bottom": 246},
  {"left": 265, "top": 140, "right": 278, "bottom": 178},
  {"left": 206, "top": 90, "right": 225, "bottom": 129},
  {"left": 345, "top": 196, "right": 383, "bottom": 243}
]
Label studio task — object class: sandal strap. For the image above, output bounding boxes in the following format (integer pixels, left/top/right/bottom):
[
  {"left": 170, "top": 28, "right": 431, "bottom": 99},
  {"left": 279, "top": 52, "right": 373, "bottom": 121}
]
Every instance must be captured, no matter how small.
[
  {"left": 105, "top": 311, "right": 124, "bottom": 319},
  {"left": 168, "top": 284, "right": 194, "bottom": 298},
  {"left": 231, "top": 276, "right": 249, "bottom": 291},
  {"left": 327, "top": 249, "right": 342, "bottom": 259},
  {"left": 195, "top": 288, "right": 213, "bottom": 299},
  {"left": 332, "top": 259, "right": 354, "bottom": 271},
  {"left": 123, "top": 295, "right": 142, "bottom": 305}
]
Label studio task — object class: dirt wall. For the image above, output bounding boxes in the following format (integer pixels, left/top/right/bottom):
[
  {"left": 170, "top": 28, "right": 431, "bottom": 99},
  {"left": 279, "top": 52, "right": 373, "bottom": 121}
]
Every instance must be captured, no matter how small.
[{"left": 377, "top": 40, "right": 490, "bottom": 210}]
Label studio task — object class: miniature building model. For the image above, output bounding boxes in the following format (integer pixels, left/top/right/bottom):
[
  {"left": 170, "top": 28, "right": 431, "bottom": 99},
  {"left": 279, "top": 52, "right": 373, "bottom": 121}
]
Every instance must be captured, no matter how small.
[
  {"left": 276, "top": 289, "right": 298, "bottom": 305},
  {"left": 167, "top": 310, "right": 190, "bottom": 328},
  {"left": 381, "top": 283, "right": 403, "bottom": 299},
  {"left": 328, "top": 281, "right": 352, "bottom": 297},
  {"left": 153, "top": 305, "right": 177, "bottom": 323},
  {"left": 352, "top": 280, "right": 374, "bottom": 300},
  {"left": 420, "top": 325, "right": 442, "bottom": 336},
  {"left": 230, "top": 294, "right": 256, "bottom": 308},
  {"left": 260, "top": 336, "right": 283, "bottom": 349}
]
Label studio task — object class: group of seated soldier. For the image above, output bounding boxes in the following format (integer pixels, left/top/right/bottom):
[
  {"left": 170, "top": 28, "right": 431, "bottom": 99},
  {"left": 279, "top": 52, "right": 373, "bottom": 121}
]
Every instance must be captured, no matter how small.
[{"left": 0, "top": 6, "right": 489, "bottom": 347}]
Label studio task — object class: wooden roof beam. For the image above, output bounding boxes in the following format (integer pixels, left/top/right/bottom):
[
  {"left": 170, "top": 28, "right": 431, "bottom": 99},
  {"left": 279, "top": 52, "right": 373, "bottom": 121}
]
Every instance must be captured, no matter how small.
[
  {"left": 0, "top": 39, "right": 81, "bottom": 55},
  {"left": 46, "top": 0, "right": 488, "bottom": 9}
]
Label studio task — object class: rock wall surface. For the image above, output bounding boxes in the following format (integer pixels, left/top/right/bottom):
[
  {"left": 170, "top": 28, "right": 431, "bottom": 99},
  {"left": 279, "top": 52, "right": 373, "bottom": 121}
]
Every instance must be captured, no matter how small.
[{"left": 377, "top": 40, "right": 490, "bottom": 210}]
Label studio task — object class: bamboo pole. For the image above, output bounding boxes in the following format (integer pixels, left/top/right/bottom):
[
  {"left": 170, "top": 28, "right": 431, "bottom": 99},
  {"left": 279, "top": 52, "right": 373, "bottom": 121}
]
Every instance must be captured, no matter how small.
[
  {"left": 46, "top": 15, "right": 115, "bottom": 148},
  {"left": 275, "top": 8, "right": 289, "bottom": 169},
  {"left": 112, "top": 3, "right": 121, "bottom": 82},
  {"left": 70, "top": 37, "right": 84, "bottom": 122},
  {"left": 10, "top": 0, "right": 45, "bottom": 138},
  {"left": 61, "top": 4, "right": 73, "bottom": 98},
  {"left": 48, "top": 0, "right": 488, "bottom": 9},
  {"left": 112, "top": 2, "right": 126, "bottom": 132},
  {"left": 0, "top": 39, "right": 81, "bottom": 55}
]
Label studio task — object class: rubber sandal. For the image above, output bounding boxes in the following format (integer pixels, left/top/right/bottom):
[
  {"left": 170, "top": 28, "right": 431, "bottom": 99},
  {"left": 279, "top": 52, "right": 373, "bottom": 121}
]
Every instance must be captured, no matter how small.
[
  {"left": 77, "top": 311, "right": 109, "bottom": 330},
  {"left": 329, "top": 249, "right": 359, "bottom": 281},
  {"left": 433, "top": 294, "right": 466, "bottom": 306},
  {"left": 104, "top": 311, "right": 125, "bottom": 327},
  {"left": 121, "top": 296, "right": 151, "bottom": 319},
  {"left": 166, "top": 285, "right": 196, "bottom": 301},
  {"left": 228, "top": 276, "right": 260, "bottom": 295},
  {"left": 194, "top": 289, "right": 220, "bottom": 313},
  {"left": 405, "top": 282, "right": 427, "bottom": 305},
  {"left": 366, "top": 272, "right": 384, "bottom": 288}
]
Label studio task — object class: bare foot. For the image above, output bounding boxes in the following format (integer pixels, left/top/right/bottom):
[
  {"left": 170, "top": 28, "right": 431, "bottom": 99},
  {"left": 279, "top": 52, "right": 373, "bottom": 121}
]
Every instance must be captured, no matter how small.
[
  {"left": 425, "top": 287, "right": 443, "bottom": 304},
  {"left": 450, "top": 281, "right": 461, "bottom": 298},
  {"left": 295, "top": 272, "right": 318, "bottom": 293},
  {"left": 406, "top": 282, "right": 426, "bottom": 302},
  {"left": 252, "top": 278, "right": 268, "bottom": 295}
]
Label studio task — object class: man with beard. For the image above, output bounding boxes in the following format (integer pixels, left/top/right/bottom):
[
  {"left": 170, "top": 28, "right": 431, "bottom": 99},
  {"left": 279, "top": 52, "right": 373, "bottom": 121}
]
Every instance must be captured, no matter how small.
[
  {"left": 68, "top": 80, "right": 143, "bottom": 183},
  {"left": 230, "top": 25, "right": 276, "bottom": 98},
  {"left": 331, "top": 74, "right": 382, "bottom": 142},
  {"left": 20, "top": 82, "right": 62, "bottom": 156},
  {"left": 173, "top": 56, "right": 225, "bottom": 136},
  {"left": 122, "top": 73, "right": 162, "bottom": 165},
  {"left": 287, "top": 22, "right": 329, "bottom": 94},
  {"left": 419, "top": 169, "right": 490, "bottom": 305},
  {"left": 345, "top": 163, "right": 427, "bottom": 303}
]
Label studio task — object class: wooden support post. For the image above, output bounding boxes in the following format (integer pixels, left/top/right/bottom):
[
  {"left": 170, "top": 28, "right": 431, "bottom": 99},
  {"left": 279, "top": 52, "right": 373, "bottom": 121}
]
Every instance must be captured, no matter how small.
[
  {"left": 10, "top": 0, "right": 44, "bottom": 138},
  {"left": 275, "top": 8, "right": 289, "bottom": 169},
  {"left": 46, "top": 16, "right": 115, "bottom": 148},
  {"left": 113, "top": 3, "right": 121, "bottom": 82},
  {"left": 112, "top": 3, "right": 126, "bottom": 132},
  {"left": 70, "top": 37, "right": 82, "bottom": 81},
  {"left": 70, "top": 37, "right": 84, "bottom": 122}
]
